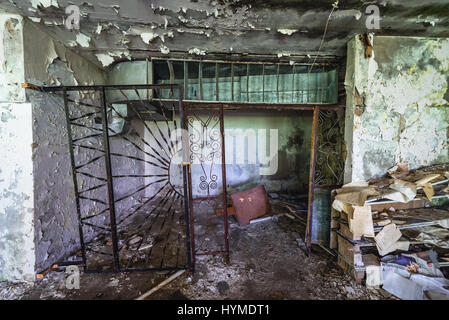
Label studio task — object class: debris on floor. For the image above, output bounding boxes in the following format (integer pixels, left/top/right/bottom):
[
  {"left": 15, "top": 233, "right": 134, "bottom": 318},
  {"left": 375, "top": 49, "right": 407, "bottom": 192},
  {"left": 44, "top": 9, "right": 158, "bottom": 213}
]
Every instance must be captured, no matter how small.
[
  {"left": 231, "top": 185, "right": 271, "bottom": 226},
  {"left": 331, "top": 164, "right": 449, "bottom": 299},
  {"left": 1, "top": 202, "right": 385, "bottom": 300}
]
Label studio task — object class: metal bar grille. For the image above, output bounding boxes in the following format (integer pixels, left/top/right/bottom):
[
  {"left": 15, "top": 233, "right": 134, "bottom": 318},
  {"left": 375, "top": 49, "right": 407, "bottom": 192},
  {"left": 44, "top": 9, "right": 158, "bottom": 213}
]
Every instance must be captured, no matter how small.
[{"left": 29, "top": 83, "right": 192, "bottom": 273}]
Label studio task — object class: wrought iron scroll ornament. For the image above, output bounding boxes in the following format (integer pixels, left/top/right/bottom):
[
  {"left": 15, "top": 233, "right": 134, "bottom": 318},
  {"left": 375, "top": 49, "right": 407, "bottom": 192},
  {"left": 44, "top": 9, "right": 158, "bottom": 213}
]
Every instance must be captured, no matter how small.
[
  {"left": 187, "top": 112, "right": 222, "bottom": 195},
  {"left": 313, "top": 109, "right": 345, "bottom": 187}
]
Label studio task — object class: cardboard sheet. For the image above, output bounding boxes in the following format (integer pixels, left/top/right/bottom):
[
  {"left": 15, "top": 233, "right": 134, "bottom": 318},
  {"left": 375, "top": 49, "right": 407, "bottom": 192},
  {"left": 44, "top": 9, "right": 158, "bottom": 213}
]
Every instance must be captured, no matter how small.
[
  {"left": 349, "top": 206, "right": 374, "bottom": 237},
  {"left": 375, "top": 223, "right": 402, "bottom": 256}
]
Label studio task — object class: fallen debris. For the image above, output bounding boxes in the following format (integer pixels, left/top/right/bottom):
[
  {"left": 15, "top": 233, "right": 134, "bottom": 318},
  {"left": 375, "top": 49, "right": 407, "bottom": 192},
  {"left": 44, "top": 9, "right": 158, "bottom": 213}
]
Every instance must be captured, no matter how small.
[
  {"left": 331, "top": 164, "right": 449, "bottom": 299},
  {"left": 231, "top": 186, "right": 271, "bottom": 226},
  {"left": 375, "top": 223, "right": 403, "bottom": 256},
  {"left": 389, "top": 180, "right": 417, "bottom": 203},
  {"left": 36, "top": 264, "right": 58, "bottom": 279},
  {"left": 350, "top": 206, "right": 374, "bottom": 237},
  {"left": 135, "top": 270, "right": 186, "bottom": 300}
]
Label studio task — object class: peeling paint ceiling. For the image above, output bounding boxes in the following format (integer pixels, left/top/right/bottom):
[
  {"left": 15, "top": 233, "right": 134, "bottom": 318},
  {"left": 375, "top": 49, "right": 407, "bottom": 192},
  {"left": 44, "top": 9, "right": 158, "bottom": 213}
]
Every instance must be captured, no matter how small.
[{"left": 1, "top": 0, "right": 449, "bottom": 68}]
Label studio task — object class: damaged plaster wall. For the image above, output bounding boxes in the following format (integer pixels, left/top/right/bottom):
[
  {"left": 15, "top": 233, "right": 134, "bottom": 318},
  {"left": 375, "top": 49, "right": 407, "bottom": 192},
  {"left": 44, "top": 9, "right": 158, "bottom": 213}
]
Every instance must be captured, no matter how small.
[
  {"left": 0, "top": 10, "right": 25, "bottom": 102},
  {"left": 0, "top": 11, "right": 35, "bottom": 282},
  {"left": 0, "top": 103, "right": 35, "bottom": 283},
  {"left": 4, "top": 0, "right": 449, "bottom": 68},
  {"left": 22, "top": 19, "right": 108, "bottom": 272},
  {"left": 344, "top": 35, "right": 449, "bottom": 182}
]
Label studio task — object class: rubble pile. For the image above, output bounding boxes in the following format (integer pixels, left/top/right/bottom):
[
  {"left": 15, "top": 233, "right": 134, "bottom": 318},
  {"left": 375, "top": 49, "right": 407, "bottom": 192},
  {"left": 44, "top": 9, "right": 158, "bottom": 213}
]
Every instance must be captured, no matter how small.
[{"left": 331, "top": 164, "right": 449, "bottom": 300}]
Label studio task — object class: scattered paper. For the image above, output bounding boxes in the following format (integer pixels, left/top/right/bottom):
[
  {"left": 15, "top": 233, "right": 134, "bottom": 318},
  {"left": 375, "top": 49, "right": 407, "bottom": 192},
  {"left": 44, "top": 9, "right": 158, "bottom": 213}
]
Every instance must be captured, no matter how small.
[
  {"left": 416, "top": 226, "right": 449, "bottom": 248},
  {"left": 335, "top": 186, "right": 378, "bottom": 206},
  {"left": 422, "top": 182, "right": 434, "bottom": 200},
  {"left": 331, "top": 199, "right": 354, "bottom": 215},
  {"left": 366, "top": 265, "right": 382, "bottom": 287},
  {"left": 382, "top": 271, "right": 425, "bottom": 300},
  {"left": 389, "top": 180, "right": 417, "bottom": 202},
  {"left": 394, "top": 240, "right": 410, "bottom": 251},
  {"left": 375, "top": 223, "right": 403, "bottom": 256},
  {"left": 383, "top": 191, "right": 409, "bottom": 203},
  {"left": 415, "top": 174, "right": 440, "bottom": 186},
  {"left": 349, "top": 206, "right": 374, "bottom": 237},
  {"left": 391, "top": 219, "right": 407, "bottom": 225},
  {"left": 342, "top": 181, "right": 369, "bottom": 188},
  {"left": 374, "top": 219, "right": 392, "bottom": 227},
  {"left": 387, "top": 163, "right": 409, "bottom": 179}
]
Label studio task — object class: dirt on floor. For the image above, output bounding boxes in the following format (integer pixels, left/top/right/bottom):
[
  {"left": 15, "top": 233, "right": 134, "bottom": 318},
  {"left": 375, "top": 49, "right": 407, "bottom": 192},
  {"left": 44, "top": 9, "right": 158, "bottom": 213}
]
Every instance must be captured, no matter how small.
[{"left": 0, "top": 210, "right": 392, "bottom": 300}]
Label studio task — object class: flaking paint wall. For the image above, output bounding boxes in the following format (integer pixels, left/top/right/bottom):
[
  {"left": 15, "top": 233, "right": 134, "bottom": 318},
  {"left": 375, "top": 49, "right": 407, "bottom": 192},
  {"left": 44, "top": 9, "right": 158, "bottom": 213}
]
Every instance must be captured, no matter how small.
[
  {"left": 0, "top": 11, "right": 35, "bottom": 282},
  {"left": 0, "top": 103, "right": 35, "bottom": 282},
  {"left": 22, "top": 20, "right": 108, "bottom": 273},
  {"left": 344, "top": 35, "right": 449, "bottom": 182}
]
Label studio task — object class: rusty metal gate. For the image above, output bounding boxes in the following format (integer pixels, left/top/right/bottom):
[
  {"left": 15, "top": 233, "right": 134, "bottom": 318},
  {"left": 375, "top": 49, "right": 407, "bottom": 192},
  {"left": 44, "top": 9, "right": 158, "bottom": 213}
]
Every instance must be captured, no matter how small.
[
  {"left": 25, "top": 83, "right": 192, "bottom": 273},
  {"left": 306, "top": 106, "right": 345, "bottom": 251},
  {"left": 183, "top": 104, "right": 229, "bottom": 269}
]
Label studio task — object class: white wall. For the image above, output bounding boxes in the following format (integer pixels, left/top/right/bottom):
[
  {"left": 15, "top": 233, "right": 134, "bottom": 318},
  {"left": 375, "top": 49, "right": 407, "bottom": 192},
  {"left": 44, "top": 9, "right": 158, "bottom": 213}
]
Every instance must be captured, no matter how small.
[{"left": 0, "top": 11, "right": 35, "bottom": 282}]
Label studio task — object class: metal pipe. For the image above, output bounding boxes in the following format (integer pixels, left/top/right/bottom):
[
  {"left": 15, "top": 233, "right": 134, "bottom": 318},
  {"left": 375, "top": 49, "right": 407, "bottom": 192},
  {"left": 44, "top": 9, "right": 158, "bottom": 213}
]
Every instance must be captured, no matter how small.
[
  {"left": 184, "top": 107, "right": 196, "bottom": 271},
  {"left": 306, "top": 106, "right": 319, "bottom": 254},
  {"left": 220, "top": 105, "right": 230, "bottom": 264},
  {"left": 179, "top": 85, "right": 193, "bottom": 272},
  {"left": 216, "top": 62, "right": 219, "bottom": 101},
  {"left": 231, "top": 63, "right": 234, "bottom": 101},
  {"left": 36, "top": 84, "right": 182, "bottom": 92}
]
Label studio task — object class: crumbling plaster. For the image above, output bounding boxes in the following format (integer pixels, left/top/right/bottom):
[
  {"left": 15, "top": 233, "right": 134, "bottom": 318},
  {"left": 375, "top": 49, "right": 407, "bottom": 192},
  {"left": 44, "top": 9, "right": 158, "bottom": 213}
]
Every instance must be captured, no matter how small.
[
  {"left": 20, "top": 20, "right": 110, "bottom": 273},
  {"left": 1, "top": 1, "right": 449, "bottom": 69},
  {"left": 0, "top": 103, "right": 35, "bottom": 283},
  {"left": 0, "top": 11, "right": 34, "bottom": 283},
  {"left": 0, "top": 10, "right": 25, "bottom": 102},
  {"left": 344, "top": 35, "right": 449, "bottom": 182}
]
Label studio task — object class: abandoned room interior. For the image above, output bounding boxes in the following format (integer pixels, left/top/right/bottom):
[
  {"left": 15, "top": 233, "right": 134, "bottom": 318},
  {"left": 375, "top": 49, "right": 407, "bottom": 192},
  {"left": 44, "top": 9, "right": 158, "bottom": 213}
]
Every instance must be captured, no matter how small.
[{"left": 1, "top": 0, "right": 449, "bottom": 302}]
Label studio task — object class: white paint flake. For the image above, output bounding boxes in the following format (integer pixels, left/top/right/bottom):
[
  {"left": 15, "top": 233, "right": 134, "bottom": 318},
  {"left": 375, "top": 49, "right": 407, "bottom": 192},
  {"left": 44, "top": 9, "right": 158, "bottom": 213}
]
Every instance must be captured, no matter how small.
[
  {"left": 95, "top": 53, "right": 114, "bottom": 67},
  {"left": 140, "top": 31, "right": 158, "bottom": 44},
  {"left": 96, "top": 24, "right": 102, "bottom": 34},
  {"left": 188, "top": 48, "right": 207, "bottom": 56},
  {"left": 160, "top": 45, "right": 170, "bottom": 54},
  {"left": 75, "top": 33, "right": 91, "bottom": 47},
  {"left": 31, "top": 0, "right": 59, "bottom": 9},
  {"left": 277, "top": 29, "right": 297, "bottom": 36}
]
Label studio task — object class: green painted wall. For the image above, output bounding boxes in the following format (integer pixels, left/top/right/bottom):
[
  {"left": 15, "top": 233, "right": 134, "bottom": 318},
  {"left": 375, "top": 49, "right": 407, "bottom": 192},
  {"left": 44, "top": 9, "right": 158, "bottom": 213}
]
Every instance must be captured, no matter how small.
[{"left": 223, "top": 110, "right": 312, "bottom": 195}]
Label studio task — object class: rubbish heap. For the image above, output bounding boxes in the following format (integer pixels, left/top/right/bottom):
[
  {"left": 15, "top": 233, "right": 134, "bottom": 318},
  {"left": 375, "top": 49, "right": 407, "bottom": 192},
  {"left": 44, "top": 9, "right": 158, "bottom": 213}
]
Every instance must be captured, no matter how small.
[{"left": 330, "top": 163, "right": 449, "bottom": 300}]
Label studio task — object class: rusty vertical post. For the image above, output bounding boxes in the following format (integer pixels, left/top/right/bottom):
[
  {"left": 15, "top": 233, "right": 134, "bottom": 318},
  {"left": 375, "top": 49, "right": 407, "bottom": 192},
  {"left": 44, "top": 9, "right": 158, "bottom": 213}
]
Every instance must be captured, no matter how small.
[
  {"left": 306, "top": 106, "right": 319, "bottom": 255},
  {"left": 183, "top": 107, "right": 196, "bottom": 271},
  {"left": 219, "top": 105, "right": 229, "bottom": 264},
  {"left": 178, "top": 85, "right": 193, "bottom": 271}
]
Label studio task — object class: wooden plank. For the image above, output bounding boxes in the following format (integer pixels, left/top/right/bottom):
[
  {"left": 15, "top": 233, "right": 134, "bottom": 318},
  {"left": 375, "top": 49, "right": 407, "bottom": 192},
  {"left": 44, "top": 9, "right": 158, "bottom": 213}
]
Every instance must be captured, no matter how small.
[
  {"left": 337, "top": 234, "right": 355, "bottom": 264},
  {"left": 370, "top": 199, "right": 427, "bottom": 212},
  {"left": 339, "top": 221, "right": 362, "bottom": 241},
  {"left": 306, "top": 106, "right": 319, "bottom": 251},
  {"left": 135, "top": 270, "right": 186, "bottom": 300}
]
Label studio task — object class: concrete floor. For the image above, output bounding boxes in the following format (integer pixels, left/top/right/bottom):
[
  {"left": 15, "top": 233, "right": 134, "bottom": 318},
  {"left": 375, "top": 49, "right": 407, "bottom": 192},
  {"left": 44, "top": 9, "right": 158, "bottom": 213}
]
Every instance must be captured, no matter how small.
[{"left": 0, "top": 210, "right": 391, "bottom": 300}]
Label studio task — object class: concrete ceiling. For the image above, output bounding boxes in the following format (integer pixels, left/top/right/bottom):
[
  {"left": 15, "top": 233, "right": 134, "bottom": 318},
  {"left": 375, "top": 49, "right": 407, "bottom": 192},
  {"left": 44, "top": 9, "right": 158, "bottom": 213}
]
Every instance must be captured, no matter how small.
[{"left": 1, "top": 0, "right": 449, "bottom": 68}]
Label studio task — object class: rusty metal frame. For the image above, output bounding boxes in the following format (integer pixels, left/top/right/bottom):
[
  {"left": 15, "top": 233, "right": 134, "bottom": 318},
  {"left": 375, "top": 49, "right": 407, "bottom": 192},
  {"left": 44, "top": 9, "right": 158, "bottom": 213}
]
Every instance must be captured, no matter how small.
[
  {"left": 24, "top": 81, "right": 345, "bottom": 268},
  {"left": 23, "top": 82, "right": 193, "bottom": 273},
  {"left": 305, "top": 105, "right": 345, "bottom": 253},
  {"left": 183, "top": 104, "right": 229, "bottom": 270},
  {"left": 151, "top": 58, "right": 339, "bottom": 105}
]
